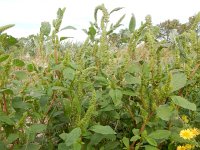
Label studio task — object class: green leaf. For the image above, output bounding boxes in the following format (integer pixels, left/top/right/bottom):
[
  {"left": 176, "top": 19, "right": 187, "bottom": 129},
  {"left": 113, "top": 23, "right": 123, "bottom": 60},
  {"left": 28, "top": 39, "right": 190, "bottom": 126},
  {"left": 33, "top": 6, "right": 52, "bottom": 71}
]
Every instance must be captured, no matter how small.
[
  {"left": 90, "top": 125, "right": 116, "bottom": 135},
  {"left": 94, "top": 76, "right": 108, "bottom": 86},
  {"left": 0, "top": 141, "right": 6, "bottom": 150},
  {"left": 0, "top": 112, "right": 14, "bottom": 125},
  {"left": 109, "top": 7, "right": 124, "bottom": 14},
  {"left": 60, "top": 37, "right": 73, "bottom": 41},
  {"left": 104, "top": 141, "right": 120, "bottom": 150},
  {"left": 125, "top": 73, "right": 141, "bottom": 85},
  {"left": 58, "top": 143, "right": 68, "bottom": 150},
  {"left": 171, "top": 96, "right": 196, "bottom": 111},
  {"left": 132, "top": 128, "right": 140, "bottom": 135},
  {"left": 156, "top": 104, "right": 173, "bottom": 121},
  {"left": 170, "top": 72, "right": 187, "bottom": 92},
  {"left": 127, "top": 63, "right": 141, "bottom": 74},
  {"left": 0, "top": 54, "right": 9, "bottom": 63},
  {"left": 63, "top": 67, "right": 75, "bottom": 80},
  {"left": 145, "top": 137, "right": 157, "bottom": 147},
  {"left": 7, "top": 133, "right": 19, "bottom": 144},
  {"left": 122, "top": 137, "right": 129, "bottom": 148},
  {"left": 88, "top": 26, "right": 96, "bottom": 40},
  {"left": 0, "top": 88, "right": 13, "bottom": 95},
  {"left": 59, "top": 127, "right": 81, "bottom": 146},
  {"left": 148, "top": 130, "right": 171, "bottom": 140},
  {"left": 60, "top": 26, "right": 76, "bottom": 31},
  {"left": 130, "top": 135, "right": 140, "bottom": 141},
  {"left": 145, "top": 145, "right": 159, "bottom": 150},
  {"left": 21, "top": 143, "right": 41, "bottom": 150},
  {"left": 109, "top": 89, "right": 123, "bottom": 107},
  {"left": 14, "top": 71, "right": 27, "bottom": 80},
  {"left": 13, "top": 59, "right": 25, "bottom": 67},
  {"left": 52, "top": 86, "right": 67, "bottom": 91},
  {"left": 12, "top": 98, "right": 31, "bottom": 109},
  {"left": 27, "top": 63, "right": 35, "bottom": 72},
  {"left": 28, "top": 124, "right": 47, "bottom": 133},
  {"left": 122, "top": 90, "right": 137, "bottom": 96},
  {"left": 129, "top": 14, "right": 136, "bottom": 32},
  {"left": 90, "top": 133, "right": 104, "bottom": 145}
]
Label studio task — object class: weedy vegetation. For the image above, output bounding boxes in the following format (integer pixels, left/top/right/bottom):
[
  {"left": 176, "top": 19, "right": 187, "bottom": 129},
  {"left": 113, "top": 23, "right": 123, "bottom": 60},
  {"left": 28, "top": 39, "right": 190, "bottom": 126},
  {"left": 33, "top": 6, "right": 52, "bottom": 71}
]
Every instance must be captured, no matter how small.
[{"left": 0, "top": 4, "right": 200, "bottom": 150}]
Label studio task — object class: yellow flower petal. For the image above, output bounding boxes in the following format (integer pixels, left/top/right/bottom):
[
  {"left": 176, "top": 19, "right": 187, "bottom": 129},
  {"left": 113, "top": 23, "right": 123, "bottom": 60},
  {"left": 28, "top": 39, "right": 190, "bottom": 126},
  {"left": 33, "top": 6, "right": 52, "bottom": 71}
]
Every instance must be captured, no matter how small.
[
  {"left": 177, "top": 146, "right": 186, "bottom": 150},
  {"left": 180, "top": 129, "right": 195, "bottom": 140},
  {"left": 185, "top": 144, "right": 193, "bottom": 149},
  {"left": 190, "top": 128, "right": 200, "bottom": 137}
]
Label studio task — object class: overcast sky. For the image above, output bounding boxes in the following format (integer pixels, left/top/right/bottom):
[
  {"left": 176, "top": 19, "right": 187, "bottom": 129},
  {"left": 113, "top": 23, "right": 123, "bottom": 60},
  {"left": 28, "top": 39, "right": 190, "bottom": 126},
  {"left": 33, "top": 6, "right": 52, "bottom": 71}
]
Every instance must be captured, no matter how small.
[{"left": 0, "top": 0, "right": 200, "bottom": 41}]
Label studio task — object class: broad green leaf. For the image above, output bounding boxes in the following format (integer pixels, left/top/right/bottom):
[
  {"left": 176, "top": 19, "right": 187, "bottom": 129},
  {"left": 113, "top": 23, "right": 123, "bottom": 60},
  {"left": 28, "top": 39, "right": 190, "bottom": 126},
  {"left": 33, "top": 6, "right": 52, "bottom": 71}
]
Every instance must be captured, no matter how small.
[
  {"left": 122, "top": 137, "right": 129, "bottom": 148},
  {"left": 156, "top": 104, "right": 173, "bottom": 121},
  {"left": 94, "top": 76, "right": 108, "bottom": 86},
  {"left": 148, "top": 130, "right": 171, "bottom": 140},
  {"left": 145, "top": 145, "right": 159, "bottom": 150},
  {"left": 129, "top": 14, "right": 136, "bottom": 32},
  {"left": 21, "top": 143, "right": 41, "bottom": 150},
  {"left": 109, "top": 89, "right": 123, "bottom": 106},
  {"left": 73, "top": 142, "right": 82, "bottom": 150},
  {"left": 28, "top": 124, "right": 47, "bottom": 133},
  {"left": 104, "top": 141, "right": 120, "bottom": 150},
  {"left": 170, "top": 72, "right": 187, "bottom": 92},
  {"left": 0, "top": 112, "right": 14, "bottom": 125},
  {"left": 14, "top": 71, "right": 27, "bottom": 80},
  {"left": 125, "top": 73, "right": 141, "bottom": 85},
  {"left": 0, "top": 88, "right": 13, "bottom": 95},
  {"left": 90, "top": 133, "right": 105, "bottom": 145},
  {"left": 132, "top": 128, "right": 140, "bottom": 135},
  {"left": 90, "top": 133, "right": 116, "bottom": 146},
  {"left": 145, "top": 137, "right": 157, "bottom": 147},
  {"left": 59, "top": 127, "right": 81, "bottom": 146},
  {"left": 130, "top": 135, "right": 140, "bottom": 141},
  {"left": 7, "top": 133, "right": 19, "bottom": 144},
  {"left": 30, "top": 89, "right": 44, "bottom": 98},
  {"left": 90, "top": 125, "right": 116, "bottom": 135},
  {"left": 0, "top": 141, "right": 6, "bottom": 150},
  {"left": 0, "top": 54, "right": 9, "bottom": 63},
  {"left": 171, "top": 96, "right": 196, "bottom": 111},
  {"left": 13, "top": 59, "right": 25, "bottom": 67},
  {"left": 63, "top": 67, "right": 75, "bottom": 80},
  {"left": 58, "top": 143, "right": 68, "bottom": 150},
  {"left": 122, "top": 90, "right": 137, "bottom": 96},
  {"left": 12, "top": 98, "right": 31, "bottom": 109},
  {"left": 27, "top": 63, "right": 35, "bottom": 72},
  {"left": 127, "top": 63, "right": 141, "bottom": 74}
]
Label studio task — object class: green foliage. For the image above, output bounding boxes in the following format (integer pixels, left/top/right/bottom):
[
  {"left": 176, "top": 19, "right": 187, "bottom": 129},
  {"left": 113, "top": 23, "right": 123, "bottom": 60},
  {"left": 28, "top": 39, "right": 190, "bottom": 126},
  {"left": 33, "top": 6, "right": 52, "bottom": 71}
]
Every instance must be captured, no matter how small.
[
  {"left": 0, "top": 4, "right": 200, "bottom": 150},
  {"left": 0, "top": 33, "right": 18, "bottom": 50}
]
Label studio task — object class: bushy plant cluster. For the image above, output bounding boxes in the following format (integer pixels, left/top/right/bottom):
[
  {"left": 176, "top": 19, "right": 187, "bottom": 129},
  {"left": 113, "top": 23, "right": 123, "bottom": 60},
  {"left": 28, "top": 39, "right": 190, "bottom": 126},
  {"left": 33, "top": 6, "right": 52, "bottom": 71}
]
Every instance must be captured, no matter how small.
[{"left": 0, "top": 4, "right": 200, "bottom": 150}]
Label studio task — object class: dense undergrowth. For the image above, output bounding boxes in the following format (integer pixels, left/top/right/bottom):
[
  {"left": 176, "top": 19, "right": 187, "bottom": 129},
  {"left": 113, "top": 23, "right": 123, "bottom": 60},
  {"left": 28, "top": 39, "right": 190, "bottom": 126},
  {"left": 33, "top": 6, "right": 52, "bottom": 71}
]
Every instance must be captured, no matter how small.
[{"left": 0, "top": 4, "right": 200, "bottom": 150}]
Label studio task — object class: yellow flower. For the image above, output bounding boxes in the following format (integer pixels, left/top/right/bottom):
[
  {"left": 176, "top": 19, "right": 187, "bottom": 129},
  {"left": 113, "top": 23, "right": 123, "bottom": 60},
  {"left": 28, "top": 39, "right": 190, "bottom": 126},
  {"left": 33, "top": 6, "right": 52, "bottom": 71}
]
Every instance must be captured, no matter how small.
[
  {"left": 177, "top": 146, "right": 186, "bottom": 150},
  {"left": 181, "top": 115, "right": 189, "bottom": 123},
  {"left": 180, "top": 129, "right": 195, "bottom": 140},
  {"left": 190, "top": 128, "right": 200, "bottom": 137},
  {"left": 184, "top": 144, "right": 193, "bottom": 149}
]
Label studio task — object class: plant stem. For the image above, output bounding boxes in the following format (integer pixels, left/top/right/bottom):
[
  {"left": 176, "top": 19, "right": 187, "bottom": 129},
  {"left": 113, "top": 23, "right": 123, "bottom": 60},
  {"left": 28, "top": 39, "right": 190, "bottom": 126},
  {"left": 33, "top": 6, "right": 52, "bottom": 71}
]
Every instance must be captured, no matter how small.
[
  {"left": 2, "top": 93, "right": 8, "bottom": 114},
  {"left": 130, "top": 111, "right": 154, "bottom": 150}
]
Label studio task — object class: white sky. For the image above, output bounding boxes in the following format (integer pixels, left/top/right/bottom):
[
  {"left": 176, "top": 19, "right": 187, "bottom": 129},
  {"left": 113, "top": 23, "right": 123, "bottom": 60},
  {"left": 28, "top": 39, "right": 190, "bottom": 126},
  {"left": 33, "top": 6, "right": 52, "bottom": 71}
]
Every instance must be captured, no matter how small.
[{"left": 0, "top": 0, "right": 200, "bottom": 41}]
